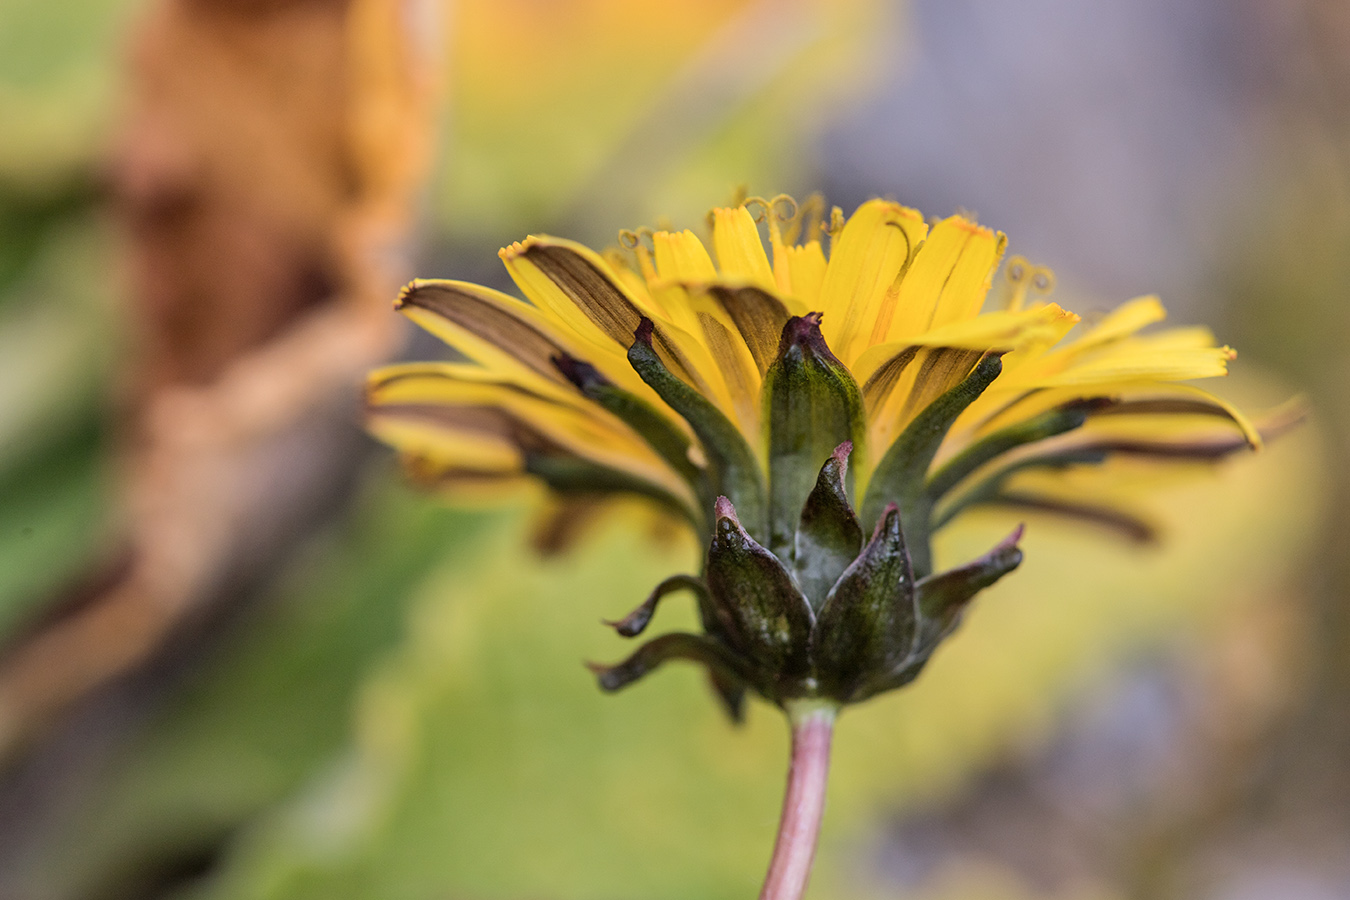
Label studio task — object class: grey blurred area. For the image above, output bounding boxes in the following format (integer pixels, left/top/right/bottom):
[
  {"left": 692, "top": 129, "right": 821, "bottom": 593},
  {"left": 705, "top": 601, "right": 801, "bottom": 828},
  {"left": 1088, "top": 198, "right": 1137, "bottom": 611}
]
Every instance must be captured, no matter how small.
[
  {"left": 824, "top": 0, "right": 1265, "bottom": 316},
  {"left": 820, "top": 1, "right": 1350, "bottom": 897}
]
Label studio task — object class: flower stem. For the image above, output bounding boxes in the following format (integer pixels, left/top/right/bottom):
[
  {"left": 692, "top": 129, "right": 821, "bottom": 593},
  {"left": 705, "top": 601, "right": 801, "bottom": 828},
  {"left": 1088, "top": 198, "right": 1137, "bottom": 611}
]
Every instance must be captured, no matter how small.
[{"left": 759, "top": 702, "right": 837, "bottom": 900}]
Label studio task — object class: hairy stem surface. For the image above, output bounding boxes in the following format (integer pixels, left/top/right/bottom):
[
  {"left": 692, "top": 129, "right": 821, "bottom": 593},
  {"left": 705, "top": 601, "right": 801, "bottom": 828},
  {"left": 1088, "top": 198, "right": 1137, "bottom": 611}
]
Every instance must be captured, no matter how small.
[{"left": 759, "top": 702, "right": 837, "bottom": 900}]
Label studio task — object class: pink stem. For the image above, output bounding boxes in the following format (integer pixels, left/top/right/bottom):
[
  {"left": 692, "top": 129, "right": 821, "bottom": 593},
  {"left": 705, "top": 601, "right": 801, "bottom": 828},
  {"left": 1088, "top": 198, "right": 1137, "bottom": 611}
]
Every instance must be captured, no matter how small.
[{"left": 759, "top": 704, "right": 837, "bottom": 900}]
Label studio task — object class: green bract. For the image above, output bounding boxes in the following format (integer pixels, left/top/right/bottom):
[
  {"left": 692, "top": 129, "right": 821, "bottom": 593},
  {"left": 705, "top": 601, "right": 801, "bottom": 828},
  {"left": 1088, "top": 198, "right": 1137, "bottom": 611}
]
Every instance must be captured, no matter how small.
[{"left": 591, "top": 314, "right": 1024, "bottom": 714}]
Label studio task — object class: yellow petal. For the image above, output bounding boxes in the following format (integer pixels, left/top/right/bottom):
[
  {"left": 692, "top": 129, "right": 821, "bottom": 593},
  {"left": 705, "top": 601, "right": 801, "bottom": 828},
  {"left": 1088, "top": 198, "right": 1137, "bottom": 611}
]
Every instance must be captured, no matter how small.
[
  {"left": 710, "top": 205, "right": 774, "bottom": 289},
  {"left": 1032, "top": 328, "right": 1235, "bottom": 386},
  {"left": 817, "top": 199, "right": 927, "bottom": 364},
  {"left": 367, "top": 411, "right": 522, "bottom": 473},
  {"left": 692, "top": 302, "right": 762, "bottom": 435},
  {"left": 653, "top": 230, "right": 718, "bottom": 282},
  {"left": 394, "top": 278, "right": 652, "bottom": 406},
  {"left": 855, "top": 303, "right": 1078, "bottom": 375},
  {"left": 861, "top": 346, "right": 986, "bottom": 467},
  {"left": 1074, "top": 295, "right": 1167, "bottom": 348},
  {"left": 702, "top": 283, "right": 792, "bottom": 376},
  {"left": 501, "top": 236, "right": 723, "bottom": 401},
  {"left": 885, "top": 215, "right": 1006, "bottom": 343},
  {"left": 368, "top": 373, "right": 694, "bottom": 506},
  {"left": 501, "top": 236, "right": 651, "bottom": 350},
  {"left": 780, "top": 240, "right": 827, "bottom": 311},
  {"left": 1159, "top": 383, "right": 1263, "bottom": 450}
]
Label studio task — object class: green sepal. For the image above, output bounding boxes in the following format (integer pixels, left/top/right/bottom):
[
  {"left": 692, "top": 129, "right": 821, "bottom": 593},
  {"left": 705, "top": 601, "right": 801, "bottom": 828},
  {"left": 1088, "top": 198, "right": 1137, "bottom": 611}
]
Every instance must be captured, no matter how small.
[
  {"left": 762, "top": 313, "right": 867, "bottom": 562},
  {"left": 628, "top": 318, "right": 768, "bottom": 542},
  {"left": 553, "top": 352, "right": 704, "bottom": 495},
  {"left": 924, "top": 399, "right": 1107, "bottom": 501},
  {"left": 931, "top": 446, "right": 1109, "bottom": 531},
  {"left": 603, "top": 574, "right": 707, "bottom": 638},
  {"left": 913, "top": 524, "right": 1024, "bottom": 654},
  {"left": 959, "top": 491, "right": 1157, "bottom": 544},
  {"left": 793, "top": 441, "right": 863, "bottom": 611},
  {"left": 810, "top": 503, "right": 917, "bottom": 703},
  {"left": 524, "top": 453, "right": 700, "bottom": 530},
  {"left": 705, "top": 496, "right": 814, "bottom": 696},
  {"left": 860, "top": 352, "right": 1003, "bottom": 578},
  {"left": 587, "top": 632, "right": 752, "bottom": 693},
  {"left": 852, "top": 524, "right": 1025, "bottom": 701}
]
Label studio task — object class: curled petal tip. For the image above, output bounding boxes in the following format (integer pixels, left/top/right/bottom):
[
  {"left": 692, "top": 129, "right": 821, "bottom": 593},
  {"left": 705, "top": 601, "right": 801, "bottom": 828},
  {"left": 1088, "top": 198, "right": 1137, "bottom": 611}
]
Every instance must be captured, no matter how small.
[
  {"left": 714, "top": 495, "right": 737, "bottom": 521},
  {"left": 584, "top": 661, "right": 625, "bottom": 693},
  {"left": 602, "top": 614, "right": 645, "bottom": 638},
  {"left": 832, "top": 440, "right": 853, "bottom": 462}
]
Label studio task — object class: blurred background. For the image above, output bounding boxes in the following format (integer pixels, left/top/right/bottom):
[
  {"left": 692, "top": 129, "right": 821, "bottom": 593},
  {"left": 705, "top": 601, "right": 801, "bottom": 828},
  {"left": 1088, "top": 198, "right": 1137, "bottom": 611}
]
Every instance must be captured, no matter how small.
[{"left": 0, "top": 0, "right": 1344, "bottom": 898}]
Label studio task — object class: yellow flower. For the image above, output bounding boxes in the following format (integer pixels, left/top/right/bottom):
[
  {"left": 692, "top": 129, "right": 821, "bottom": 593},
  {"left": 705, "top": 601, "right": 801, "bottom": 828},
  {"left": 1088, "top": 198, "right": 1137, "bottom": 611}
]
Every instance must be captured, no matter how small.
[
  {"left": 369, "top": 195, "right": 1259, "bottom": 559},
  {"left": 366, "top": 193, "right": 1281, "bottom": 714},
  {"left": 367, "top": 193, "right": 1292, "bottom": 899}
]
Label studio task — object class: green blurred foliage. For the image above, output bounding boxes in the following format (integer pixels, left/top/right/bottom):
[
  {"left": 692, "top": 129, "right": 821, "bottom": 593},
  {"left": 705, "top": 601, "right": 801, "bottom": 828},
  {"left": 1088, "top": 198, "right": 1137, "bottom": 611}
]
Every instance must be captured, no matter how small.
[
  {"left": 0, "top": 0, "right": 136, "bottom": 635},
  {"left": 14, "top": 474, "right": 498, "bottom": 900},
  {"left": 0, "top": 212, "right": 121, "bottom": 639}
]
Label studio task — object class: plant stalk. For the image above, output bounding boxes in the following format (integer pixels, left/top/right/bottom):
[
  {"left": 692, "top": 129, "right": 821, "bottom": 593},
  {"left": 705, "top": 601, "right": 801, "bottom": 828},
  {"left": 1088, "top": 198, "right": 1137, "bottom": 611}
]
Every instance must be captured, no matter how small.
[{"left": 759, "top": 702, "right": 837, "bottom": 900}]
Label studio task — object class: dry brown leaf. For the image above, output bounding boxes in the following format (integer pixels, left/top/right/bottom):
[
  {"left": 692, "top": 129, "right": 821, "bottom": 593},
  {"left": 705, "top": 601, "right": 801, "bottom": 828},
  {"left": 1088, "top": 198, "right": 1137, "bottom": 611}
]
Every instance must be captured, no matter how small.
[{"left": 0, "top": 0, "right": 444, "bottom": 756}]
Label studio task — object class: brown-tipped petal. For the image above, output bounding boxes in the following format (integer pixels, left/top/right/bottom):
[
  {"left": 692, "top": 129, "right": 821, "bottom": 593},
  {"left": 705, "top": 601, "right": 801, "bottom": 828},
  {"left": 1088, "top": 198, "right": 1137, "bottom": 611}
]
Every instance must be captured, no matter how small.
[
  {"left": 603, "top": 574, "right": 708, "bottom": 638},
  {"left": 705, "top": 284, "right": 792, "bottom": 375},
  {"left": 395, "top": 280, "right": 577, "bottom": 389},
  {"left": 510, "top": 238, "right": 705, "bottom": 387},
  {"left": 794, "top": 442, "right": 864, "bottom": 611}
]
